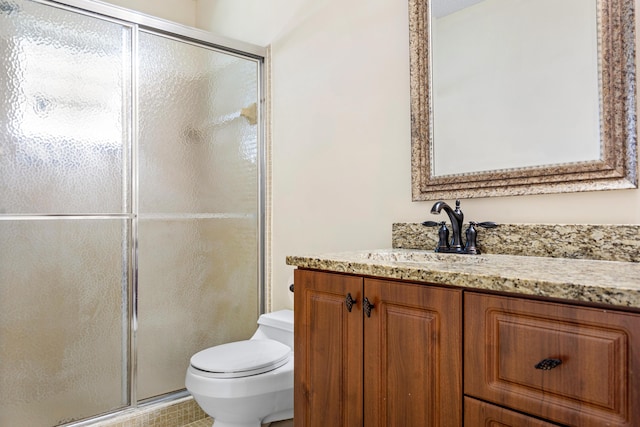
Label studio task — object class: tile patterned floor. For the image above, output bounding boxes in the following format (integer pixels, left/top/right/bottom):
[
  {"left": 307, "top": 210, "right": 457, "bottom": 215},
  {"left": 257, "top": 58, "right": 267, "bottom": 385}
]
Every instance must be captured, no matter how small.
[{"left": 182, "top": 419, "right": 212, "bottom": 427}]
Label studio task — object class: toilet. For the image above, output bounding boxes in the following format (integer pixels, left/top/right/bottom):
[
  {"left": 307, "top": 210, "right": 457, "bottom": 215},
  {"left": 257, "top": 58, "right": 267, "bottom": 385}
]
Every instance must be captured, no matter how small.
[{"left": 185, "top": 309, "right": 294, "bottom": 427}]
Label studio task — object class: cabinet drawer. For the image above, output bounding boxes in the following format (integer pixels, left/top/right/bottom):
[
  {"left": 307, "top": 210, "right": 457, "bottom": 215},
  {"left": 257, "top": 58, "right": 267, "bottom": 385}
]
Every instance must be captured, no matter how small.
[
  {"left": 464, "top": 293, "right": 640, "bottom": 427},
  {"left": 464, "top": 397, "right": 561, "bottom": 427}
]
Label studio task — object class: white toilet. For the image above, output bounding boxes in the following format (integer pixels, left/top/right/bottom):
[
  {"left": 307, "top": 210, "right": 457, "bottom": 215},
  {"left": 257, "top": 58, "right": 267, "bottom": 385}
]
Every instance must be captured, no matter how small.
[{"left": 185, "top": 309, "right": 294, "bottom": 427}]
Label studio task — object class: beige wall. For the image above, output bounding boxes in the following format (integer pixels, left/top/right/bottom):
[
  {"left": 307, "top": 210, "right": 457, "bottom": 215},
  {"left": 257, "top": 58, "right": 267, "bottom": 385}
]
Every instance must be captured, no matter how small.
[
  {"left": 195, "top": 0, "right": 317, "bottom": 45},
  {"left": 113, "top": 0, "right": 640, "bottom": 311},
  {"left": 99, "top": 0, "right": 197, "bottom": 26}
]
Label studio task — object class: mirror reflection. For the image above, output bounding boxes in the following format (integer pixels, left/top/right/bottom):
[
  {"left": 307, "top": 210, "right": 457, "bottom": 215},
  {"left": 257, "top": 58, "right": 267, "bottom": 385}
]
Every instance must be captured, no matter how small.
[{"left": 431, "top": 0, "right": 600, "bottom": 176}]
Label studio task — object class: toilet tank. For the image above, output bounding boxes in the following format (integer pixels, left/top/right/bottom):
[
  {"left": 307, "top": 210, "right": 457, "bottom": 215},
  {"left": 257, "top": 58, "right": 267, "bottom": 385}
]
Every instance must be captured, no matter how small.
[{"left": 251, "top": 309, "right": 294, "bottom": 349}]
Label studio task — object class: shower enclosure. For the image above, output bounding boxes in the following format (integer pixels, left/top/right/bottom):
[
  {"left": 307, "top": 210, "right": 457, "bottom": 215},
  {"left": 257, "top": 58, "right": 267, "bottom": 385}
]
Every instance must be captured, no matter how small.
[{"left": 0, "top": 0, "right": 265, "bottom": 425}]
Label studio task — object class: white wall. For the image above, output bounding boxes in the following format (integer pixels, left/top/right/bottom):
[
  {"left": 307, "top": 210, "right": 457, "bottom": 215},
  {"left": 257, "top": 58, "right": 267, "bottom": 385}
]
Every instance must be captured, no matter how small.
[{"left": 124, "top": 0, "right": 640, "bottom": 311}]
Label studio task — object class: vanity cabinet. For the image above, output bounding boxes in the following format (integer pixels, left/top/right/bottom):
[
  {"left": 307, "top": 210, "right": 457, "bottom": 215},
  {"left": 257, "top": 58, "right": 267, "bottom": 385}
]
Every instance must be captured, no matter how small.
[
  {"left": 464, "top": 292, "right": 640, "bottom": 427},
  {"left": 293, "top": 269, "right": 462, "bottom": 427},
  {"left": 293, "top": 267, "right": 640, "bottom": 427}
]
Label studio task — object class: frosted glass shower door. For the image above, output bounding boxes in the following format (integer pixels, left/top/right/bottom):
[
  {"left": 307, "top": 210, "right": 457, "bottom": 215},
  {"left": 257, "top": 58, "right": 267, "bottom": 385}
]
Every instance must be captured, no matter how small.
[
  {"left": 0, "top": 1, "right": 131, "bottom": 425},
  {"left": 0, "top": 0, "right": 131, "bottom": 214},
  {"left": 0, "top": 220, "right": 129, "bottom": 426},
  {"left": 136, "top": 31, "right": 261, "bottom": 399}
]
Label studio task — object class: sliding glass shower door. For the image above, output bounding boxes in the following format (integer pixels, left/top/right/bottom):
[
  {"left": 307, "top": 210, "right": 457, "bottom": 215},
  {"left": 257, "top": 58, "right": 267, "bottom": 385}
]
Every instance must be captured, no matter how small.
[
  {"left": 136, "top": 30, "right": 261, "bottom": 400},
  {"left": 0, "top": 2, "right": 132, "bottom": 424},
  {"left": 0, "top": 0, "right": 263, "bottom": 424}
]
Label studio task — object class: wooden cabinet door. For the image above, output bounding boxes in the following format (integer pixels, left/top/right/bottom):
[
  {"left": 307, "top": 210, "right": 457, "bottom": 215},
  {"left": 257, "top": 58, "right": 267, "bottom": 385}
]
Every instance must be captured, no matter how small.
[
  {"left": 294, "top": 269, "right": 364, "bottom": 427},
  {"left": 363, "top": 278, "right": 462, "bottom": 427}
]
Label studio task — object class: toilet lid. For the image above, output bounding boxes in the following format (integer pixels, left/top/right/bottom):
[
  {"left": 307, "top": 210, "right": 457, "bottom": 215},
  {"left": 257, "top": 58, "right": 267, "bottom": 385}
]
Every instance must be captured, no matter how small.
[{"left": 190, "top": 339, "right": 290, "bottom": 379}]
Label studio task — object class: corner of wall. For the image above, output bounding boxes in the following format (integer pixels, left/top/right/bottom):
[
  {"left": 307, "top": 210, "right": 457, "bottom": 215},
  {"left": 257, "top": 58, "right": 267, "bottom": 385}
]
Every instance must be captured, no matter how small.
[{"left": 265, "top": 44, "right": 274, "bottom": 312}]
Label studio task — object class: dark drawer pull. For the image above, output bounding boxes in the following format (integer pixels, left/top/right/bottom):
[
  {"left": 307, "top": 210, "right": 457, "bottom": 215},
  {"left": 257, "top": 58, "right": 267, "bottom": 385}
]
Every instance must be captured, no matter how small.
[
  {"left": 363, "top": 297, "right": 374, "bottom": 317},
  {"left": 535, "top": 358, "right": 562, "bottom": 370},
  {"left": 345, "top": 293, "right": 356, "bottom": 312}
]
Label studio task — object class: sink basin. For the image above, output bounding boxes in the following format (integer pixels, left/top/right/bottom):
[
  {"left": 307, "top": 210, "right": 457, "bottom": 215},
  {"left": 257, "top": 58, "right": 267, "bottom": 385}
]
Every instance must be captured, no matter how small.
[{"left": 354, "top": 249, "right": 489, "bottom": 266}]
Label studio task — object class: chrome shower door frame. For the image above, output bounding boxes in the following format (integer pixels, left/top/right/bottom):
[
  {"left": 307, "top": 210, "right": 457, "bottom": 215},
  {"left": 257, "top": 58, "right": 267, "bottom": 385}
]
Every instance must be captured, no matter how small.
[{"left": 25, "top": 0, "right": 268, "bottom": 422}]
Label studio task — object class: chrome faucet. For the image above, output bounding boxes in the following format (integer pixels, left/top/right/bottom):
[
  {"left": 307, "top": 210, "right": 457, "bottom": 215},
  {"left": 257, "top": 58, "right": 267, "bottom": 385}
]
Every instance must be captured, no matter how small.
[
  {"left": 431, "top": 200, "right": 465, "bottom": 252},
  {"left": 424, "top": 199, "right": 497, "bottom": 254}
]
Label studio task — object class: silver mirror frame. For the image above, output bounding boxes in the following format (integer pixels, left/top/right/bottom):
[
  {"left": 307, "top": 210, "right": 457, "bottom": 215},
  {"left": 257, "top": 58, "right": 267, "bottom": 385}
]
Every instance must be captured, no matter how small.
[{"left": 409, "top": 0, "right": 638, "bottom": 200}]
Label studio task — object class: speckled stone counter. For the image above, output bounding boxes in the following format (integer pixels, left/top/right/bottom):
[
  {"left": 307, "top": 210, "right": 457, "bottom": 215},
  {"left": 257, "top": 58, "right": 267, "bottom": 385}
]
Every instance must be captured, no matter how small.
[{"left": 286, "top": 248, "right": 640, "bottom": 309}]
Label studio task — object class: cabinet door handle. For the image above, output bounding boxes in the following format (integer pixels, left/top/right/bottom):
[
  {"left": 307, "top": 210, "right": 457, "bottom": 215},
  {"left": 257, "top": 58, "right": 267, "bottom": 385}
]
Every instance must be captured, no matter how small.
[
  {"left": 345, "top": 293, "right": 357, "bottom": 312},
  {"left": 534, "top": 358, "right": 562, "bottom": 370},
  {"left": 363, "top": 297, "right": 374, "bottom": 317}
]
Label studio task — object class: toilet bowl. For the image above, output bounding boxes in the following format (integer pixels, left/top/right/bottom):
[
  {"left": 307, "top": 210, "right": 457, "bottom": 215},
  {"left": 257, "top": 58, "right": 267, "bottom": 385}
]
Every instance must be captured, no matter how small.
[{"left": 185, "top": 309, "right": 294, "bottom": 427}]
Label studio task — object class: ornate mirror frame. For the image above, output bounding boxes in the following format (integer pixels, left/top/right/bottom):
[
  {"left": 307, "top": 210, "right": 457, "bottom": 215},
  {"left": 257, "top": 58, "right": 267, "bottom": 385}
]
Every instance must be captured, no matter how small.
[{"left": 409, "top": 0, "right": 638, "bottom": 200}]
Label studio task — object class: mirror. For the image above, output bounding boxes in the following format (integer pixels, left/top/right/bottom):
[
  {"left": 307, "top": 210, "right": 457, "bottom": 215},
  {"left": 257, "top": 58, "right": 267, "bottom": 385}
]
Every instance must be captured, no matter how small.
[{"left": 409, "top": 0, "right": 638, "bottom": 200}]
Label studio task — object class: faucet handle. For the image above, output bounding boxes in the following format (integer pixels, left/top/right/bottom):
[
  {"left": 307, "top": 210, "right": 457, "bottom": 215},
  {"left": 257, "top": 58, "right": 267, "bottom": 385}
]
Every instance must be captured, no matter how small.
[
  {"left": 421, "top": 220, "right": 440, "bottom": 227},
  {"left": 422, "top": 220, "right": 449, "bottom": 252},
  {"left": 475, "top": 221, "right": 498, "bottom": 229},
  {"left": 464, "top": 221, "right": 498, "bottom": 255}
]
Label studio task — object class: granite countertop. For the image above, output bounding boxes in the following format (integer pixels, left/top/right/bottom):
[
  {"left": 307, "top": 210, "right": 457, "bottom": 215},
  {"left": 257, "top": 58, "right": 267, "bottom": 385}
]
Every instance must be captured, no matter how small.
[{"left": 286, "top": 249, "right": 640, "bottom": 309}]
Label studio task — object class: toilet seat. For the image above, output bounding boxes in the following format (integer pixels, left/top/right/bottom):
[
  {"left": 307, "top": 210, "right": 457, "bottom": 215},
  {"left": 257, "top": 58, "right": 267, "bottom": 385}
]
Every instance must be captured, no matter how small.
[{"left": 190, "top": 339, "right": 291, "bottom": 379}]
